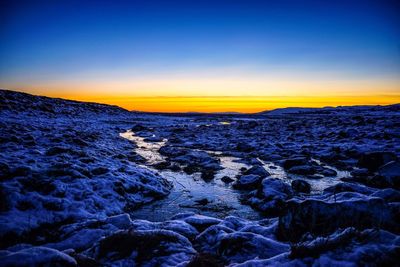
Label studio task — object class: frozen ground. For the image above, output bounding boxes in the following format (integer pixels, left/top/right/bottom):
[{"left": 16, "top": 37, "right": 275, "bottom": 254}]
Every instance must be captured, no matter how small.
[{"left": 0, "top": 89, "right": 399, "bottom": 266}]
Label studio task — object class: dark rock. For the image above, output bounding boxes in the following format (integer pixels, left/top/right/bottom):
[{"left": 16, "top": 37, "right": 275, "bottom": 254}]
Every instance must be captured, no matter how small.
[
  {"left": 194, "top": 198, "right": 210, "bottom": 206},
  {"left": 233, "top": 174, "right": 262, "bottom": 190},
  {"left": 291, "top": 179, "right": 311, "bottom": 193},
  {"left": 371, "top": 188, "right": 400, "bottom": 202},
  {"left": 95, "top": 229, "right": 194, "bottom": 264},
  {"left": 0, "top": 247, "right": 77, "bottom": 266},
  {"left": 19, "top": 177, "right": 56, "bottom": 195},
  {"left": 283, "top": 157, "right": 307, "bottom": 169},
  {"left": 350, "top": 168, "right": 370, "bottom": 177},
  {"left": 10, "top": 166, "right": 32, "bottom": 178},
  {"left": 0, "top": 185, "right": 10, "bottom": 212},
  {"left": 288, "top": 165, "right": 315, "bottom": 175},
  {"left": 323, "top": 182, "right": 375, "bottom": 195},
  {"left": 46, "top": 146, "right": 71, "bottom": 156},
  {"left": 243, "top": 166, "right": 270, "bottom": 178},
  {"left": 131, "top": 124, "right": 148, "bottom": 132},
  {"left": 221, "top": 176, "right": 234, "bottom": 183},
  {"left": 215, "top": 232, "right": 289, "bottom": 264},
  {"left": 278, "top": 192, "right": 399, "bottom": 241},
  {"left": 358, "top": 151, "right": 397, "bottom": 171},
  {"left": 201, "top": 170, "right": 215, "bottom": 181},
  {"left": 91, "top": 166, "right": 109, "bottom": 176},
  {"left": 187, "top": 253, "right": 223, "bottom": 267},
  {"left": 236, "top": 142, "right": 254, "bottom": 152},
  {"left": 372, "top": 161, "right": 400, "bottom": 189},
  {"left": 144, "top": 136, "right": 163, "bottom": 142},
  {"left": 0, "top": 162, "right": 11, "bottom": 180}
]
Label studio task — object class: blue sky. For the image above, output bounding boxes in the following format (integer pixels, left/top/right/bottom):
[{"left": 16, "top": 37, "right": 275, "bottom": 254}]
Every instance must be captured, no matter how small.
[{"left": 0, "top": 0, "right": 399, "bottom": 104}]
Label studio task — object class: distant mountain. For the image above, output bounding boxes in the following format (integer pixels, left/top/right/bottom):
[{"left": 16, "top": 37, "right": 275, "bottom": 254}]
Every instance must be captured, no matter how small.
[{"left": 260, "top": 104, "right": 400, "bottom": 116}]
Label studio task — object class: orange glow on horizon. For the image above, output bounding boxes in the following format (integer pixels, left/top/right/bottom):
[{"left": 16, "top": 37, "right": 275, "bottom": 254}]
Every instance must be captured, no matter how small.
[
  {"left": 2, "top": 77, "right": 399, "bottom": 112},
  {"left": 76, "top": 95, "right": 400, "bottom": 113},
  {"left": 5, "top": 89, "right": 399, "bottom": 113}
]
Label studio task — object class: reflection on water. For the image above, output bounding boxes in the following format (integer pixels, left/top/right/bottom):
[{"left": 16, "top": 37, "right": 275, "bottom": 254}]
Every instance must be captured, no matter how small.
[{"left": 120, "top": 130, "right": 166, "bottom": 165}]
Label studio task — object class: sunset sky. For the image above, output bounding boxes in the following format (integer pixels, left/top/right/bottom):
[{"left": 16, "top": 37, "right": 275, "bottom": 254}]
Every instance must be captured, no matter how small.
[{"left": 1, "top": 0, "right": 399, "bottom": 112}]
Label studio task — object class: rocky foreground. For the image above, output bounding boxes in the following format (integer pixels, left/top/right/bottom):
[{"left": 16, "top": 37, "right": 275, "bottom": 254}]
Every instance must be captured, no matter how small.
[{"left": 0, "top": 89, "right": 399, "bottom": 266}]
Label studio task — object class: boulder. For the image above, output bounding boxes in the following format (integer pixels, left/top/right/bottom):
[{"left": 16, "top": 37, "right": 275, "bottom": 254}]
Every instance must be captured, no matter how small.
[
  {"left": 288, "top": 165, "right": 315, "bottom": 175},
  {"left": 358, "top": 151, "right": 397, "bottom": 171},
  {"left": 243, "top": 166, "right": 270, "bottom": 178},
  {"left": 233, "top": 175, "right": 263, "bottom": 190},
  {"left": 291, "top": 179, "right": 311, "bottom": 193},
  {"left": 0, "top": 247, "right": 77, "bottom": 267},
  {"left": 278, "top": 192, "right": 399, "bottom": 241},
  {"left": 244, "top": 178, "right": 293, "bottom": 215},
  {"left": 282, "top": 157, "right": 307, "bottom": 169}
]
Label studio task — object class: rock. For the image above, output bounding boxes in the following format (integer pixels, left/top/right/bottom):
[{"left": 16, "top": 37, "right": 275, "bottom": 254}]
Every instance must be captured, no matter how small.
[
  {"left": 10, "top": 166, "right": 32, "bottom": 178},
  {"left": 45, "top": 146, "right": 71, "bottom": 156},
  {"left": 291, "top": 179, "right": 311, "bottom": 193},
  {"left": 236, "top": 142, "right": 254, "bottom": 152},
  {"left": 288, "top": 165, "right": 315, "bottom": 175},
  {"left": 194, "top": 198, "right": 210, "bottom": 206},
  {"left": 350, "top": 168, "right": 370, "bottom": 177},
  {"left": 358, "top": 151, "right": 397, "bottom": 171},
  {"left": 323, "top": 182, "right": 375, "bottom": 195},
  {"left": 278, "top": 192, "right": 399, "bottom": 241},
  {"left": 144, "top": 136, "right": 163, "bottom": 142},
  {"left": 159, "top": 146, "right": 187, "bottom": 157},
  {"left": 320, "top": 168, "right": 337, "bottom": 177},
  {"left": 93, "top": 229, "right": 195, "bottom": 265},
  {"left": 372, "top": 161, "right": 400, "bottom": 189},
  {"left": 201, "top": 170, "right": 216, "bottom": 181},
  {"left": 282, "top": 157, "right": 307, "bottom": 169},
  {"left": 287, "top": 228, "right": 400, "bottom": 266},
  {"left": 244, "top": 178, "right": 293, "bottom": 215},
  {"left": 0, "top": 247, "right": 77, "bottom": 267},
  {"left": 233, "top": 174, "right": 262, "bottom": 190},
  {"left": 243, "top": 166, "right": 270, "bottom": 178},
  {"left": 221, "top": 176, "right": 235, "bottom": 183},
  {"left": 91, "top": 166, "right": 109, "bottom": 176},
  {"left": 187, "top": 253, "right": 223, "bottom": 267},
  {"left": 131, "top": 124, "right": 148, "bottom": 132},
  {"left": 105, "top": 214, "right": 133, "bottom": 229},
  {"left": 0, "top": 162, "right": 11, "bottom": 180},
  {"left": 371, "top": 188, "right": 400, "bottom": 202},
  {"left": 173, "top": 214, "right": 222, "bottom": 232},
  {"left": 216, "top": 232, "right": 289, "bottom": 264}
]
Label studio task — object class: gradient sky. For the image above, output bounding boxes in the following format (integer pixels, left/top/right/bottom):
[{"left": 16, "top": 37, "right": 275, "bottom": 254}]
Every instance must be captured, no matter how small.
[{"left": 0, "top": 0, "right": 399, "bottom": 112}]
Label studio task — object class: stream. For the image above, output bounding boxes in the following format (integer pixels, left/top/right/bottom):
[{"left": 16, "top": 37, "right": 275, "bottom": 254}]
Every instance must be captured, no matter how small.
[{"left": 120, "top": 130, "right": 351, "bottom": 221}]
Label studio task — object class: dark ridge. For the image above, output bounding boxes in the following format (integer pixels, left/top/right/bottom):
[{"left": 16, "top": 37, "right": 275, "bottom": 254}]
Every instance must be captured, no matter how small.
[{"left": 0, "top": 89, "right": 129, "bottom": 115}]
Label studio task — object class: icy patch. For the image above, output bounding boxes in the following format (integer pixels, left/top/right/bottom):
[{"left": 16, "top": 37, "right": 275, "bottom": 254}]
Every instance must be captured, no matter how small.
[{"left": 261, "top": 158, "right": 351, "bottom": 192}]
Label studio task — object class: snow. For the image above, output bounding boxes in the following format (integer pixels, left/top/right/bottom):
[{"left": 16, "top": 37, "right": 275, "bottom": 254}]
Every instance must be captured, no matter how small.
[{"left": 1, "top": 89, "right": 399, "bottom": 266}]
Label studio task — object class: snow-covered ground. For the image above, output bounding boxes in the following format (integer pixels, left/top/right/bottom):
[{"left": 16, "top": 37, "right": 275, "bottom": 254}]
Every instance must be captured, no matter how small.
[{"left": 1, "top": 89, "right": 399, "bottom": 266}]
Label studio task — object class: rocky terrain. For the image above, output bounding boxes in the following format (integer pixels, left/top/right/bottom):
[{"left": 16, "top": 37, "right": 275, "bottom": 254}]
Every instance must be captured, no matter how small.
[{"left": 0, "top": 89, "right": 399, "bottom": 266}]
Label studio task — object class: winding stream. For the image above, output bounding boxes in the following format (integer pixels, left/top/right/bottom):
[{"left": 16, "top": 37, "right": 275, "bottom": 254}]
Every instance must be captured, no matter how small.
[
  {"left": 120, "top": 130, "right": 261, "bottom": 221},
  {"left": 120, "top": 129, "right": 351, "bottom": 221}
]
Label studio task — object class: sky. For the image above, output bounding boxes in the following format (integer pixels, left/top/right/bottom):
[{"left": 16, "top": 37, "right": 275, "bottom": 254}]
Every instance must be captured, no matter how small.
[{"left": 0, "top": 0, "right": 399, "bottom": 112}]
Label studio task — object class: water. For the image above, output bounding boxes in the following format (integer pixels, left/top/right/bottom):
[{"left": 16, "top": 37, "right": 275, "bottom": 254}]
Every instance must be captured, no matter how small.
[
  {"left": 120, "top": 130, "right": 261, "bottom": 221},
  {"left": 260, "top": 158, "right": 351, "bottom": 192},
  {"left": 120, "top": 129, "right": 351, "bottom": 221}
]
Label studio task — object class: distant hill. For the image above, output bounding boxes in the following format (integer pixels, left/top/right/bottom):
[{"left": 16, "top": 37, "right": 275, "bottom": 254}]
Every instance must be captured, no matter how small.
[
  {"left": 259, "top": 104, "right": 400, "bottom": 116},
  {"left": 0, "top": 89, "right": 129, "bottom": 116}
]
